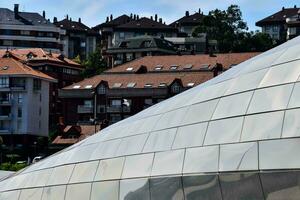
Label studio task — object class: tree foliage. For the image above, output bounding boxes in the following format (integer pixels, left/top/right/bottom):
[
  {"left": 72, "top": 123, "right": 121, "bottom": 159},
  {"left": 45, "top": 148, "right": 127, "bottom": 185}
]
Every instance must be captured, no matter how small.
[
  {"left": 193, "top": 5, "right": 274, "bottom": 52},
  {"left": 74, "top": 48, "right": 107, "bottom": 78}
]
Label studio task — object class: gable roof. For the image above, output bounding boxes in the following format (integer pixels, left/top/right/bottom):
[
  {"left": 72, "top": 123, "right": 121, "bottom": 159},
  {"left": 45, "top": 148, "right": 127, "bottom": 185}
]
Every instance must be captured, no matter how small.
[
  {"left": 0, "top": 8, "right": 55, "bottom": 27},
  {"left": 256, "top": 7, "right": 300, "bottom": 26},
  {"left": 0, "top": 48, "right": 82, "bottom": 69},
  {"left": 92, "top": 15, "right": 133, "bottom": 30},
  {"left": 0, "top": 57, "right": 56, "bottom": 82},
  {"left": 105, "top": 53, "right": 260, "bottom": 73},
  {"left": 170, "top": 12, "right": 204, "bottom": 27},
  {"left": 54, "top": 19, "right": 97, "bottom": 35}
]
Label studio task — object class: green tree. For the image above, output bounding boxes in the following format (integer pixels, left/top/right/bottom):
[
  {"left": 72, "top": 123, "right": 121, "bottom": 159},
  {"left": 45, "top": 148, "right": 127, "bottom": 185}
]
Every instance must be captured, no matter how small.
[{"left": 81, "top": 48, "right": 107, "bottom": 78}]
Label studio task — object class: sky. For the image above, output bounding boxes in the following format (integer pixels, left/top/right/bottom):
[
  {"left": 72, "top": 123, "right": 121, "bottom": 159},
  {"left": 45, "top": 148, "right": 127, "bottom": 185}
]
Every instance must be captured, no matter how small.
[{"left": 0, "top": 0, "right": 299, "bottom": 30}]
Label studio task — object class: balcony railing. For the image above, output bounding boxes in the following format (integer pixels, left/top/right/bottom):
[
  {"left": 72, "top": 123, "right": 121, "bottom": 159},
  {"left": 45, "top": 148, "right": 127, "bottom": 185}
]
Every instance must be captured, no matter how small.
[
  {"left": 77, "top": 105, "right": 93, "bottom": 114},
  {"left": 10, "top": 84, "right": 26, "bottom": 90},
  {"left": 106, "top": 106, "right": 131, "bottom": 113},
  {"left": 0, "top": 129, "right": 10, "bottom": 134},
  {"left": 0, "top": 113, "right": 12, "bottom": 120},
  {"left": 0, "top": 99, "right": 12, "bottom": 106}
]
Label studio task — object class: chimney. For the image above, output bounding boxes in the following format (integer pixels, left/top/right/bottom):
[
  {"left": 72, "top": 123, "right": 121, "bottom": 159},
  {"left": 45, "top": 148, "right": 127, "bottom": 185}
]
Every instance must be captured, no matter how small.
[
  {"left": 137, "top": 15, "right": 139, "bottom": 20},
  {"left": 294, "top": 5, "right": 297, "bottom": 8},
  {"left": 70, "top": 17, "right": 72, "bottom": 21},
  {"left": 185, "top": 11, "right": 189, "bottom": 17},
  {"left": 53, "top": 17, "right": 57, "bottom": 23},
  {"left": 42, "top": 11, "right": 46, "bottom": 18},
  {"left": 78, "top": 18, "right": 81, "bottom": 23},
  {"left": 159, "top": 18, "right": 162, "bottom": 23},
  {"left": 150, "top": 16, "right": 153, "bottom": 20},
  {"left": 282, "top": 7, "right": 285, "bottom": 10},
  {"left": 134, "top": 14, "right": 136, "bottom": 20},
  {"left": 110, "top": 14, "right": 113, "bottom": 21},
  {"left": 155, "top": 14, "right": 158, "bottom": 22},
  {"left": 130, "top": 13, "right": 133, "bottom": 19},
  {"left": 198, "top": 8, "right": 201, "bottom": 13},
  {"left": 66, "top": 14, "right": 69, "bottom": 20},
  {"left": 14, "top": 4, "right": 19, "bottom": 19},
  {"left": 106, "top": 16, "right": 109, "bottom": 22}
]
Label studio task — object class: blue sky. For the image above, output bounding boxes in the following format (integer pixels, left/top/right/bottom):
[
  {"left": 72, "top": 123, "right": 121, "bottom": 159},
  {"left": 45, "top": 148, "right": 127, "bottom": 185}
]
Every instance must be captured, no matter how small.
[{"left": 1, "top": 0, "right": 299, "bottom": 30}]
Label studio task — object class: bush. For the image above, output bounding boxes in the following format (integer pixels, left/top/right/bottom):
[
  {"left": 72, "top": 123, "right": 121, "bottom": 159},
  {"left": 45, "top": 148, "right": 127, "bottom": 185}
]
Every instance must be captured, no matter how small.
[{"left": 0, "top": 162, "right": 28, "bottom": 171}]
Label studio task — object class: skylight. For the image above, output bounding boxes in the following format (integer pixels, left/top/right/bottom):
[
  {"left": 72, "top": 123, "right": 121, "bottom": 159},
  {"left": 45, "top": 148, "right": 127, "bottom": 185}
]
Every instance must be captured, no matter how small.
[
  {"left": 200, "top": 64, "right": 210, "bottom": 70},
  {"left": 184, "top": 64, "right": 193, "bottom": 70},
  {"left": 126, "top": 67, "right": 134, "bottom": 71},
  {"left": 144, "top": 83, "right": 153, "bottom": 88},
  {"left": 112, "top": 83, "right": 122, "bottom": 88},
  {"left": 170, "top": 65, "right": 178, "bottom": 70},
  {"left": 127, "top": 82, "right": 136, "bottom": 88},
  {"left": 73, "top": 85, "right": 81, "bottom": 89},
  {"left": 159, "top": 83, "right": 167, "bottom": 87},
  {"left": 155, "top": 65, "right": 163, "bottom": 70},
  {"left": 85, "top": 85, "right": 93, "bottom": 89},
  {"left": 187, "top": 82, "right": 195, "bottom": 87}
]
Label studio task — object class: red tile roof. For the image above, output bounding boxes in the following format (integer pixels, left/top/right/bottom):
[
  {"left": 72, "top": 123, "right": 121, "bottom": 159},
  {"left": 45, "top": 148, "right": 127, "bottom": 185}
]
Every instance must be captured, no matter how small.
[
  {"left": 105, "top": 53, "right": 260, "bottom": 73},
  {"left": 0, "top": 57, "right": 56, "bottom": 82},
  {"left": 0, "top": 48, "right": 82, "bottom": 69}
]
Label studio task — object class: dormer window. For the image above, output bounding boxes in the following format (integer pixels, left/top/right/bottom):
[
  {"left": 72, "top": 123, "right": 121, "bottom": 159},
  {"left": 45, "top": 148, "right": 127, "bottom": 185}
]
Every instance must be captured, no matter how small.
[
  {"left": 183, "top": 64, "right": 193, "bottom": 70},
  {"left": 141, "top": 40, "right": 152, "bottom": 48},
  {"left": 200, "top": 64, "right": 210, "bottom": 70},
  {"left": 97, "top": 84, "right": 106, "bottom": 94},
  {"left": 158, "top": 83, "right": 167, "bottom": 87},
  {"left": 119, "top": 41, "right": 129, "bottom": 48},
  {"left": 144, "top": 83, "right": 153, "bottom": 88},
  {"left": 170, "top": 65, "right": 178, "bottom": 70}
]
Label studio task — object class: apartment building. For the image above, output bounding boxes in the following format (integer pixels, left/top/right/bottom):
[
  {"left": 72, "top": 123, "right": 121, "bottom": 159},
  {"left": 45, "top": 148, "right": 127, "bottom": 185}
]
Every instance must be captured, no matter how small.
[
  {"left": 0, "top": 4, "right": 65, "bottom": 52},
  {"left": 0, "top": 54, "right": 56, "bottom": 147},
  {"left": 256, "top": 6, "right": 299, "bottom": 41},
  {"left": 58, "top": 52, "right": 259, "bottom": 125},
  {"left": 286, "top": 10, "right": 300, "bottom": 40}
]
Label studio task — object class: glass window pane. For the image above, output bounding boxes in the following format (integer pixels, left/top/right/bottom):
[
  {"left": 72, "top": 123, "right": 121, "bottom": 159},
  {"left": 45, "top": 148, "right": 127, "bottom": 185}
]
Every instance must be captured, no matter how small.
[
  {"left": 66, "top": 143, "right": 98, "bottom": 163},
  {"left": 247, "top": 84, "right": 293, "bottom": 114},
  {"left": 181, "top": 100, "right": 218, "bottom": 125},
  {"left": 288, "top": 82, "right": 300, "bottom": 108},
  {"left": 94, "top": 157, "right": 125, "bottom": 181},
  {"left": 91, "top": 181, "right": 119, "bottom": 200},
  {"left": 115, "top": 134, "right": 148, "bottom": 156},
  {"left": 142, "top": 128, "right": 177, "bottom": 153},
  {"left": 65, "top": 183, "right": 92, "bottom": 200},
  {"left": 219, "top": 142, "right": 258, "bottom": 171},
  {"left": 259, "top": 138, "right": 300, "bottom": 170},
  {"left": 19, "top": 188, "right": 43, "bottom": 200},
  {"left": 212, "top": 91, "right": 253, "bottom": 120},
  {"left": 282, "top": 108, "right": 300, "bottom": 138},
  {"left": 219, "top": 173, "right": 264, "bottom": 200},
  {"left": 154, "top": 107, "right": 188, "bottom": 130},
  {"left": 225, "top": 69, "right": 267, "bottom": 95},
  {"left": 119, "top": 178, "right": 150, "bottom": 200},
  {"left": 273, "top": 42, "right": 300, "bottom": 64},
  {"left": 259, "top": 60, "right": 300, "bottom": 88},
  {"left": 47, "top": 164, "right": 75, "bottom": 185},
  {"left": 122, "top": 153, "right": 154, "bottom": 179},
  {"left": 183, "top": 175, "right": 222, "bottom": 200},
  {"left": 241, "top": 111, "right": 284, "bottom": 142},
  {"left": 0, "top": 190, "right": 21, "bottom": 200},
  {"left": 69, "top": 161, "right": 99, "bottom": 183},
  {"left": 150, "top": 177, "right": 184, "bottom": 200},
  {"left": 183, "top": 146, "right": 219, "bottom": 174},
  {"left": 204, "top": 117, "right": 243, "bottom": 145},
  {"left": 260, "top": 171, "right": 300, "bottom": 199},
  {"left": 42, "top": 185, "right": 66, "bottom": 200},
  {"left": 151, "top": 149, "right": 185, "bottom": 176},
  {"left": 172, "top": 122, "right": 208, "bottom": 149}
]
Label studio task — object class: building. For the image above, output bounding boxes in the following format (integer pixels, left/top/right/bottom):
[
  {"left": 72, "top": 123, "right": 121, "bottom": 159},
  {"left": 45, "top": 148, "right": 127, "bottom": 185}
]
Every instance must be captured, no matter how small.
[
  {"left": 58, "top": 52, "right": 259, "bottom": 125},
  {"left": 0, "top": 55, "right": 56, "bottom": 149},
  {"left": 0, "top": 48, "right": 84, "bottom": 126},
  {"left": 2, "top": 36, "right": 300, "bottom": 200},
  {"left": 106, "top": 36, "right": 177, "bottom": 66},
  {"left": 256, "top": 6, "right": 299, "bottom": 41},
  {"left": 165, "top": 36, "right": 208, "bottom": 54},
  {"left": 53, "top": 16, "right": 98, "bottom": 59},
  {"left": 286, "top": 10, "right": 300, "bottom": 40},
  {"left": 0, "top": 4, "right": 64, "bottom": 52},
  {"left": 93, "top": 14, "right": 178, "bottom": 67}
]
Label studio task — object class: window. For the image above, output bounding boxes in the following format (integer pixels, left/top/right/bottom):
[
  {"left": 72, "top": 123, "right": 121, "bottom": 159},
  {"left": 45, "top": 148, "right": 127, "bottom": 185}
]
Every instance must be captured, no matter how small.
[
  {"left": 158, "top": 83, "right": 167, "bottom": 87},
  {"left": 183, "top": 64, "right": 193, "bottom": 70},
  {"left": 33, "top": 79, "right": 41, "bottom": 90},
  {"left": 111, "top": 99, "right": 121, "bottom": 107},
  {"left": 85, "top": 85, "right": 93, "bottom": 89},
  {"left": 200, "top": 64, "right": 210, "bottom": 70},
  {"left": 0, "top": 77, "right": 9, "bottom": 88},
  {"left": 18, "top": 107, "right": 22, "bottom": 118},
  {"left": 110, "top": 114, "right": 122, "bottom": 123},
  {"left": 144, "top": 99, "right": 153, "bottom": 106},
  {"left": 73, "top": 85, "right": 81, "bottom": 89},
  {"left": 84, "top": 100, "right": 93, "bottom": 108},
  {"left": 126, "top": 67, "right": 133, "bottom": 71},
  {"left": 3, "top": 40, "right": 13, "bottom": 46},
  {"left": 127, "top": 82, "right": 136, "bottom": 88},
  {"left": 171, "top": 83, "right": 181, "bottom": 93},
  {"left": 97, "top": 85, "right": 106, "bottom": 94},
  {"left": 187, "top": 82, "right": 195, "bottom": 87},
  {"left": 20, "top": 30, "right": 30, "bottom": 35},
  {"left": 141, "top": 40, "right": 152, "bottom": 47},
  {"left": 119, "top": 32, "right": 125, "bottom": 39}
]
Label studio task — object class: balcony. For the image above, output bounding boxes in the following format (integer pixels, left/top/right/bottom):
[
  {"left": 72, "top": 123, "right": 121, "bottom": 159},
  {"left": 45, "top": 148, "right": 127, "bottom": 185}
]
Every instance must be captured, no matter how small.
[
  {"left": 0, "top": 113, "right": 12, "bottom": 121},
  {"left": 10, "top": 84, "right": 26, "bottom": 91},
  {"left": 0, "top": 129, "right": 10, "bottom": 134},
  {"left": 0, "top": 99, "right": 12, "bottom": 106},
  {"left": 106, "top": 106, "right": 131, "bottom": 113},
  {"left": 77, "top": 105, "right": 93, "bottom": 114}
]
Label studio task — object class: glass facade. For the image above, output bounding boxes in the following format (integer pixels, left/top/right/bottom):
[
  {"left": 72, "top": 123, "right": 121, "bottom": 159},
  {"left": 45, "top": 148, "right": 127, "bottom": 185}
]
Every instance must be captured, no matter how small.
[{"left": 1, "top": 35, "right": 300, "bottom": 199}]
